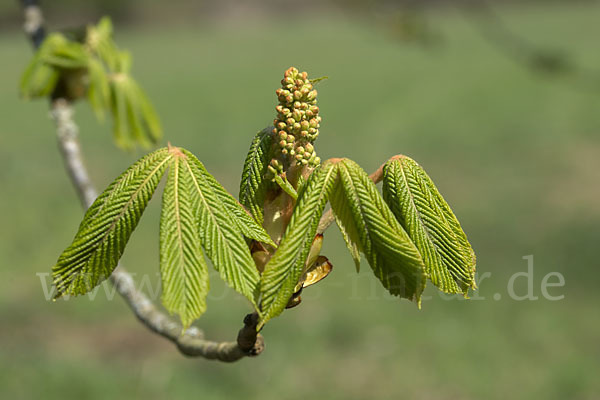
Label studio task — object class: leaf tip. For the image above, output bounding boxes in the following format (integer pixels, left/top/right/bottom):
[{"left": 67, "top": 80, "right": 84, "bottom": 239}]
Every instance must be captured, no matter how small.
[{"left": 167, "top": 143, "right": 186, "bottom": 158}]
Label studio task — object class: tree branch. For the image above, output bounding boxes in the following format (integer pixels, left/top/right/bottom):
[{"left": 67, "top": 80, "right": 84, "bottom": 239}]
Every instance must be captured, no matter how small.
[{"left": 22, "top": 0, "right": 263, "bottom": 362}]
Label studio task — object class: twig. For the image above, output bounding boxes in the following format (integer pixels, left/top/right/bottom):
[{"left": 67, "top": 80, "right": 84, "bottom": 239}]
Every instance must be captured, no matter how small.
[{"left": 22, "top": 0, "right": 263, "bottom": 362}]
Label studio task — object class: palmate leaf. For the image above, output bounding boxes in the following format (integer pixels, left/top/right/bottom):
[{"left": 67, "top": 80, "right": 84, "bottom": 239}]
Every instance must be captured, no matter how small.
[
  {"left": 181, "top": 150, "right": 261, "bottom": 308},
  {"left": 259, "top": 161, "right": 339, "bottom": 327},
  {"left": 160, "top": 152, "right": 209, "bottom": 329},
  {"left": 382, "top": 156, "right": 476, "bottom": 294},
  {"left": 331, "top": 159, "right": 427, "bottom": 303},
  {"left": 239, "top": 127, "right": 274, "bottom": 225},
  {"left": 52, "top": 148, "right": 172, "bottom": 297}
]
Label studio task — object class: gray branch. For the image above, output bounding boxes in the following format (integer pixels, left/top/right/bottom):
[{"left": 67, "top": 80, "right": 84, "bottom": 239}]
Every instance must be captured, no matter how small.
[{"left": 22, "top": 1, "right": 263, "bottom": 362}]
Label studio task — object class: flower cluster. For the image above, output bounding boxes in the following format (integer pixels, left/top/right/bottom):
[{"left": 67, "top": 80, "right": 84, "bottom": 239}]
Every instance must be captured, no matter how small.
[{"left": 271, "top": 67, "right": 321, "bottom": 168}]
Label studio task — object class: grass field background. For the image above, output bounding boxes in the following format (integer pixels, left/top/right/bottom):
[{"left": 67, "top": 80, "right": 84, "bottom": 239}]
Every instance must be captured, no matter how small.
[{"left": 1, "top": 2, "right": 599, "bottom": 399}]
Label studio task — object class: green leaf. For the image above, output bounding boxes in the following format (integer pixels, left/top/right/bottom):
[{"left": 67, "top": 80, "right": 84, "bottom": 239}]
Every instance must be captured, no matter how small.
[
  {"left": 130, "top": 80, "right": 162, "bottom": 142},
  {"left": 52, "top": 148, "right": 172, "bottom": 297},
  {"left": 203, "top": 171, "right": 275, "bottom": 247},
  {"left": 160, "top": 153, "right": 209, "bottom": 329},
  {"left": 382, "top": 156, "right": 476, "bottom": 294},
  {"left": 109, "top": 77, "right": 133, "bottom": 149},
  {"left": 20, "top": 33, "right": 68, "bottom": 99},
  {"left": 273, "top": 174, "right": 298, "bottom": 200},
  {"left": 182, "top": 150, "right": 261, "bottom": 308},
  {"left": 329, "top": 185, "right": 362, "bottom": 272},
  {"left": 331, "top": 159, "right": 427, "bottom": 303},
  {"left": 239, "top": 127, "right": 274, "bottom": 225},
  {"left": 109, "top": 74, "right": 162, "bottom": 149},
  {"left": 86, "top": 17, "right": 119, "bottom": 71},
  {"left": 259, "top": 161, "right": 339, "bottom": 327},
  {"left": 87, "top": 58, "right": 110, "bottom": 120},
  {"left": 124, "top": 80, "right": 152, "bottom": 148},
  {"left": 20, "top": 57, "right": 59, "bottom": 99}
]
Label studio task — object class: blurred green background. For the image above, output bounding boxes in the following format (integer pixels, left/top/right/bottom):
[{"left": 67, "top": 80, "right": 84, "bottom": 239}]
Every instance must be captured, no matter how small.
[{"left": 1, "top": 1, "right": 599, "bottom": 399}]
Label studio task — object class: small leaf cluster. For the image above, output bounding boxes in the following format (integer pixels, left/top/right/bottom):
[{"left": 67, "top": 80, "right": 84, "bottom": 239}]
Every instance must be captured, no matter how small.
[{"left": 21, "top": 17, "right": 161, "bottom": 149}]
